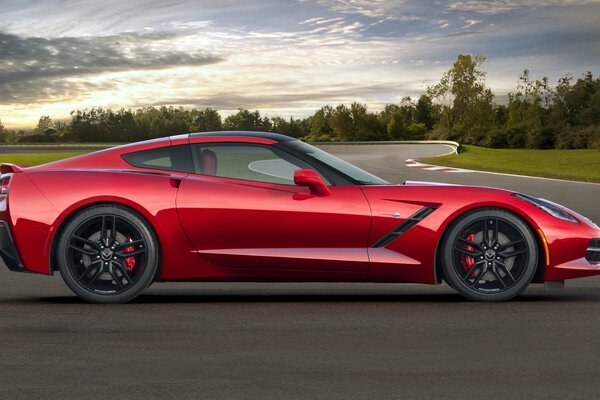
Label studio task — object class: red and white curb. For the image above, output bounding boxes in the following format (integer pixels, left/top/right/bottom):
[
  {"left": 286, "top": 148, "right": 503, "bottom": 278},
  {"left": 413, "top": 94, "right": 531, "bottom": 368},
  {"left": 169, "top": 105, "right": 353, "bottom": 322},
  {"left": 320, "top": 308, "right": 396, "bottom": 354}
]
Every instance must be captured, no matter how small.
[{"left": 404, "top": 159, "right": 469, "bottom": 173}]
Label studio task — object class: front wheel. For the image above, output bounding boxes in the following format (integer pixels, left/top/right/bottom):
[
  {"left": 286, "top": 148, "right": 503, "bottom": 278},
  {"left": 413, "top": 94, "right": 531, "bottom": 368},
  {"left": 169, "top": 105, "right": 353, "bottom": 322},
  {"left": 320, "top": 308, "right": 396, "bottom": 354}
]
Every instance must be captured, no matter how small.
[
  {"left": 57, "top": 205, "right": 159, "bottom": 304},
  {"left": 441, "top": 208, "right": 538, "bottom": 301}
]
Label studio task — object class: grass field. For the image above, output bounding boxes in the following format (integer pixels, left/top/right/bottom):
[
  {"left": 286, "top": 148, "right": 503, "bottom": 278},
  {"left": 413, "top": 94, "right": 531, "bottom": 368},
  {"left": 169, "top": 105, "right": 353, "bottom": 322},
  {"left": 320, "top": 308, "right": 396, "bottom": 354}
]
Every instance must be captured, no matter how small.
[
  {"left": 419, "top": 145, "right": 600, "bottom": 183},
  {"left": 0, "top": 151, "right": 89, "bottom": 166}
]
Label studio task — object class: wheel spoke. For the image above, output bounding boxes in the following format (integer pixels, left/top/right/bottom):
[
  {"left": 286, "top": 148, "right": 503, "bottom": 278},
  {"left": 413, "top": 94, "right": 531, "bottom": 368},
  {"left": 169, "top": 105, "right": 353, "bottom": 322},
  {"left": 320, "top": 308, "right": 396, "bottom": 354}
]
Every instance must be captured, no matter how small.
[
  {"left": 491, "top": 269, "right": 507, "bottom": 288},
  {"left": 84, "top": 266, "right": 104, "bottom": 288},
  {"left": 108, "top": 269, "right": 124, "bottom": 290},
  {"left": 116, "top": 248, "right": 146, "bottom": 257},
  {"left": 69, "top": 244, "right": 99, "bottom": 257},
  {"left": 112, "top": 261, "right": 134, "bottom": 286},
  {"left": 71, "top": 235, "right": 100, "bottom": 250},
  {"left": 454, "top": 246, "right": 481, "bottom": 258},
  {"left": 457, "top": 237, "right": 482, "bottom": 249},
  {"left": 462, "top": 260, "right": 485, "bottom": 280},
  {"left": 109, "top": 216, "right": 117, "bottom": 244},
  {"left": 499, "top": 239, "right": 525, "bottom": 251},
  {"left": 101, "top": 215, "right": 108, "bottom": 245},
  {"left": 115, "top": 240, "right": 144, "bottom": 252},
  {"left": 499, "top": 249, "right": 527, "bottom": 259},
  {"left": 496, "top": 262, "right": 516, "bottom": 283},
  {"left": 491, "top": 219, "right": 499, "bottom": 246},
  {"left": 77, "top": 260, "right": 102, "bottom": 282},
  {"left": 468, "top": 267, "right": 487, "bottom": 287}
]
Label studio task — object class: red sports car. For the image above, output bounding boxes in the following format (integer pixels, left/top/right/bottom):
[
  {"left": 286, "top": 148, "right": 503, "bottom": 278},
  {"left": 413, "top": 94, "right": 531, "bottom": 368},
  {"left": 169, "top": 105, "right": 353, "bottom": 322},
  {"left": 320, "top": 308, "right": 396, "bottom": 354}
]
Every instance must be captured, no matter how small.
[{"left": 1, "top": 131, "right": 599, "bottom": 303}]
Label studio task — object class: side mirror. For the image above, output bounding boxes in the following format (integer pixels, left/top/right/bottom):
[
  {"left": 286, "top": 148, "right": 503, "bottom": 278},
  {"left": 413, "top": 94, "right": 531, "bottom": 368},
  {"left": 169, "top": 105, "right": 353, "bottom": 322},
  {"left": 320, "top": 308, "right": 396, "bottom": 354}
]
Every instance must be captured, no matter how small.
[{"left": 294, "top": 169, "right": 331, "bottom": 196}]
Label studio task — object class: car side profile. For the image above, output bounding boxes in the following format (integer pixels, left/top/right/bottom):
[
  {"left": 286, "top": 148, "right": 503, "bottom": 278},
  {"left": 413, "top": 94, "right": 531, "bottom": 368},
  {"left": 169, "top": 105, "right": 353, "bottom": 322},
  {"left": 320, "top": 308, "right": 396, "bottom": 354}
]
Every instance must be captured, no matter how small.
[{"left": 1, "top": 131, "right": 599, "bottom": 303}]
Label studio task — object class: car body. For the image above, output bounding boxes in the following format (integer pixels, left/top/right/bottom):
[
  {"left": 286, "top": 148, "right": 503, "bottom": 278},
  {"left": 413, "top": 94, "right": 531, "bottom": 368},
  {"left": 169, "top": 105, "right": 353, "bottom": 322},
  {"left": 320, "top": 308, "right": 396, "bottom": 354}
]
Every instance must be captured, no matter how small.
[{"left": 1, "top": 131, "right": 599, "bottom": 303}]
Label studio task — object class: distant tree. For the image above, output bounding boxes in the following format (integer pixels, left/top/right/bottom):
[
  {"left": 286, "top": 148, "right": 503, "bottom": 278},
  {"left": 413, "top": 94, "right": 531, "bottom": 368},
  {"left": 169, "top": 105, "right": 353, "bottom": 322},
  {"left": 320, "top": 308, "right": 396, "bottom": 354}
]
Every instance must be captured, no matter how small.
[
  {"left": 494, "top": 104, "right": 508, "bottom": 126},
  {"left": 414, "top": 95, "right": 434, "bottom": 130},
  {"left": 307, "top": 106, "right": 334, "bottom": 140},
  {"left": 385, "top": 108, "right": 408, "bottom": 139},
  {"left": 328, "top": 103, "right": 385, "bottom": 141},
  {"left": 507, "top": 70, "right": 551, "bottom": 127},
  {"left": 33, "top": 115, "right": 57, "bottom": 139},
  {"left": 327, "top": 105, "right": 354, "bottom": 140},
  {"left": 270, "top": 116, "right": 308, "bottom": 138},
  {"left": 0, "top": 119, "right": 6, "bottom": 142},
  {"left": 0, "top": 119, "right": 7, "bottom": 142},
  {"left": 68, "top": 108, "right": 103, "bottom": 142},
  {"left": 223, "top": 108, "right": 272, "bottom": 131},
  {"left": 550, "top": 72, "right": 600, "bottom": 127},
  {"left": 427, "top": 54, "right": 495, "bottom": 139},
  {"left": 507, "top": 70, "right": 555, "bottom": 148},
  {"left": 190, "top": 108, "right": 222, "bottom": 132}
]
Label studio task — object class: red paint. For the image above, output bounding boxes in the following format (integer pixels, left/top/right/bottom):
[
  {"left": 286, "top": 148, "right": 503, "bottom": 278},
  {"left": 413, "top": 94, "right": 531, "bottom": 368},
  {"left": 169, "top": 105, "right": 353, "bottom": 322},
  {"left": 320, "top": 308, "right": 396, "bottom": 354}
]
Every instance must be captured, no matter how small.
[
  {"left": 293, "top": 169, "right": 331, "bottom": 196},
  {"left": 1, "top": 134, "right": 599, "bottom": 288}
]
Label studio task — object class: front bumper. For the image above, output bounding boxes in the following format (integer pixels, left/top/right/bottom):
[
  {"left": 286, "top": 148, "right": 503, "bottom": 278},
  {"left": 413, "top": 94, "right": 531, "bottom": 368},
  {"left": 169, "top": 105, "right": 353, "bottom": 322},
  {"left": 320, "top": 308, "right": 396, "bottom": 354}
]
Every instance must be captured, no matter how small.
[
  {"left": 544, "top": 234, "right": 600, "bottom": 281},
  {"left": 0, "top": 220, "right": 25, "bottom": 272}
]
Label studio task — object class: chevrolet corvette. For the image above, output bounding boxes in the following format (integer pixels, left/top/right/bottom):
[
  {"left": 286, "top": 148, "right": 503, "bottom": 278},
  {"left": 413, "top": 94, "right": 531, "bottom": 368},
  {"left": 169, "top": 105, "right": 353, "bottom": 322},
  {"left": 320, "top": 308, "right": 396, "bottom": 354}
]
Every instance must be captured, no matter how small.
[{"left": 1, "top": 131, "right": 599, "bottom": 303}]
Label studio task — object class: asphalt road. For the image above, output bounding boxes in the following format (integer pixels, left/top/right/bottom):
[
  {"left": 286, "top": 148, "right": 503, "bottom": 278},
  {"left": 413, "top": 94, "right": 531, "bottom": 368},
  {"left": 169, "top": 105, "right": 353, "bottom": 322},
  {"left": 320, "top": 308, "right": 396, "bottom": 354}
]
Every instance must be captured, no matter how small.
[{"left": 1, "top": 144, "right": 600, "bottom": 400}]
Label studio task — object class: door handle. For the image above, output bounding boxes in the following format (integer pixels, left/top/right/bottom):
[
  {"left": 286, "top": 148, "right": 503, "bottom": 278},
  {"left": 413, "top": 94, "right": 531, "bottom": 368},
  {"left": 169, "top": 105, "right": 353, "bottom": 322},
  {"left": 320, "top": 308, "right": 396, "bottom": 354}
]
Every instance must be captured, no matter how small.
[{"left": 382, "top": 212, "right": 401, "bottom": 219}]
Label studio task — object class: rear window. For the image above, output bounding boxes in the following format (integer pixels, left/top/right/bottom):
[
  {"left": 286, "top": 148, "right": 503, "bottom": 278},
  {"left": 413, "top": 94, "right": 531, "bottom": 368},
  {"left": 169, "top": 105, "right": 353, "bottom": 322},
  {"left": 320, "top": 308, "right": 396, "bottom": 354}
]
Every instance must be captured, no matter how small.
[{"left": 122, "top": 145, "right": 194, "bottom": 173}]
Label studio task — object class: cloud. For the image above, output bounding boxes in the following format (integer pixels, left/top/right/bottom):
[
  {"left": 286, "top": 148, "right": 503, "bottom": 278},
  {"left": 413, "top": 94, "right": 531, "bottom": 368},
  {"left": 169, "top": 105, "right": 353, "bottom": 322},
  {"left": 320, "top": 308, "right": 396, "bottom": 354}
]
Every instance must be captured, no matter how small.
[
  {"left": 144, "top": 81, "right": 418, "bottom": 110},
  {"left": 0, "top": 31, "right": 223, "bottom": 103},
  {"left": 299, "top": 0, "right": 423, "bottom": 21},
  {"left": 447, "top": 0, "right": 600, "bottom": 14},
  {"left": 1, "top": 0, "right": 600, "bottom": 128}
]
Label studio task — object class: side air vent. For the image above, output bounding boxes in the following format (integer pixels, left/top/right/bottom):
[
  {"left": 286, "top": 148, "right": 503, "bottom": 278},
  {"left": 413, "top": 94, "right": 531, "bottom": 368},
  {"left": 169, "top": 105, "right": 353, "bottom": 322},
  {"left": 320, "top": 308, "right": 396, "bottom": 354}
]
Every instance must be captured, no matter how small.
[
  {"left": 371, "top": 207, "right": 436, "bottom": 248},
  {"left": 586, "top": 239, "right": 600, "bottom": 264}
]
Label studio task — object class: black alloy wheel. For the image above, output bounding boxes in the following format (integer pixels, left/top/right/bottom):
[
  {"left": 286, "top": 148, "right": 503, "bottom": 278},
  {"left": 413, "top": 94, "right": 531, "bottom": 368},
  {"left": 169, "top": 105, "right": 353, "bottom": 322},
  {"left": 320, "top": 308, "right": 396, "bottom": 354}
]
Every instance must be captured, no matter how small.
[
  {"left": 442, "top": 208, "right": 538, "bottom": 301},
  {"left": 58, "top": 205, "right": 158, "bottom": 303}
]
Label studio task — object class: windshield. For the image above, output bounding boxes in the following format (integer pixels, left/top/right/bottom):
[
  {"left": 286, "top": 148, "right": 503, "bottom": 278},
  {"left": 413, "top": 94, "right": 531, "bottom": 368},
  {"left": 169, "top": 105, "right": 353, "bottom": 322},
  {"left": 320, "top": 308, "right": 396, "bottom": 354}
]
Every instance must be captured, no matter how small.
[{"left": 285, "top": 141, "right": 389, "bottom": 185}]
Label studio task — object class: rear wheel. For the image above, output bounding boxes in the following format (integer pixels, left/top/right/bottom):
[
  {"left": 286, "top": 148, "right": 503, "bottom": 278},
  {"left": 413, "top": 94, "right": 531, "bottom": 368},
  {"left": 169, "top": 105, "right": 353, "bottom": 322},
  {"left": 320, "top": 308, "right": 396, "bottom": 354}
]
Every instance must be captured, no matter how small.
[
  {"left": 57, "top": 205, "right": 158, "bottom": 304},
  {"left": 441, "top": 208, "right": 538, "bottom": 301}
]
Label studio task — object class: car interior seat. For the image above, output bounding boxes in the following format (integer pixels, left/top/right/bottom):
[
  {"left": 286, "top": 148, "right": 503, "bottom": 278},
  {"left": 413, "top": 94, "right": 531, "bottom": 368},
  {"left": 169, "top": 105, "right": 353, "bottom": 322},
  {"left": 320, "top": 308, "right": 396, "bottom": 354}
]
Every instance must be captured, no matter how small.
[{"left": 201, "top": 149, "right": 217, "bottom": 175}]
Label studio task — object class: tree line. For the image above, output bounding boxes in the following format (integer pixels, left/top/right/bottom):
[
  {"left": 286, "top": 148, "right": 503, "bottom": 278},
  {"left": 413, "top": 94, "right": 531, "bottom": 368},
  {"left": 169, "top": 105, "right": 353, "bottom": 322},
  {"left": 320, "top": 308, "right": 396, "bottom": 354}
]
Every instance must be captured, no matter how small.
[{"left": 0, "top": 54, "right": 598, "bottom": 149}]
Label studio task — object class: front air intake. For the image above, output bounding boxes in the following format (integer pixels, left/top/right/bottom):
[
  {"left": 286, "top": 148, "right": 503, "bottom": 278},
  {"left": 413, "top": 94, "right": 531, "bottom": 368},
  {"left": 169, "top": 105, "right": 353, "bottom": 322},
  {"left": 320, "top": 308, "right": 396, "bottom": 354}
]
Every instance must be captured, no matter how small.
[{"left": 586, "top": 239, "right": 600, "bottom": 264}]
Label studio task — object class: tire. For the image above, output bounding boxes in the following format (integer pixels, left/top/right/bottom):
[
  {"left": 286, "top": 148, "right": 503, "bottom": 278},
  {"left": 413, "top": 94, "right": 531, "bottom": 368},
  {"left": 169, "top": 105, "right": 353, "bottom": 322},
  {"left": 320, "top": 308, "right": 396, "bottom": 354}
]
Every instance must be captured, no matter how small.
[
  {"left": 57, "top": 205, "right": 159, "bottom": 304},
  {"left": 441, "top": 208, "right": 538, "bottom": 301}
]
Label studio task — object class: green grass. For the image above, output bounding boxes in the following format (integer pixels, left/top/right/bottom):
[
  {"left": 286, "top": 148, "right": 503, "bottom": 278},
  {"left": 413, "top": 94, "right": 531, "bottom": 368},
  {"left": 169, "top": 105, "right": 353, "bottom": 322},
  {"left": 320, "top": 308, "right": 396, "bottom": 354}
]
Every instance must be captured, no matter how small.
[
  {"left": 418, "top": 145, "right": 600, "bottom": 183},
  {"left": 0, "top": 151, "right": 90, "bottom": 166}
]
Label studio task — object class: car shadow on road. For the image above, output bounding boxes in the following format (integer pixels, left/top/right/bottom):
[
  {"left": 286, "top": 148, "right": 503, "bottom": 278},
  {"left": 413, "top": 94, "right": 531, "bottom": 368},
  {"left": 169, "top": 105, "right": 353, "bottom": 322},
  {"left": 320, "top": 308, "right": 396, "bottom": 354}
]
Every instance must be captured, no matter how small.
[{"left": 29, "top": 290, "right": 572, "bottom": 304}]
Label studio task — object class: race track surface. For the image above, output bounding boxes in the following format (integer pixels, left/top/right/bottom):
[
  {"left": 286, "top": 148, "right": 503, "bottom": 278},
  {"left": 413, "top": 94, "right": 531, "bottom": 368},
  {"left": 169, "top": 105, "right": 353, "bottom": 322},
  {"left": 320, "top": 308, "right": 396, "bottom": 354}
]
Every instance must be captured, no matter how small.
[{"left": 1, "top": 144, "right": 599, "bottom": 399}]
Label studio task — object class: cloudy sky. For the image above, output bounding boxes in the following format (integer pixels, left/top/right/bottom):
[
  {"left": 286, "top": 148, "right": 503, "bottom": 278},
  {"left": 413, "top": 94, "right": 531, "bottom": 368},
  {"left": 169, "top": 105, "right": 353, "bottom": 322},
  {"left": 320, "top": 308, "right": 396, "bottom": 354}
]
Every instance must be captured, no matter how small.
[{"left": 1, "top": 0, "right": 599, "bottom": 128}]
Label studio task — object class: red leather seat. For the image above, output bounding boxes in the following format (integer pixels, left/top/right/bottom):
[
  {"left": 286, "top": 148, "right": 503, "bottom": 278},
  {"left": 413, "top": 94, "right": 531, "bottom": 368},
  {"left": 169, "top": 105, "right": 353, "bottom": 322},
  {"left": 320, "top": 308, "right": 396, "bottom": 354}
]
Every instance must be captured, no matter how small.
[{"left": 201, "top": 149, "right": 217, "bottom": 175}]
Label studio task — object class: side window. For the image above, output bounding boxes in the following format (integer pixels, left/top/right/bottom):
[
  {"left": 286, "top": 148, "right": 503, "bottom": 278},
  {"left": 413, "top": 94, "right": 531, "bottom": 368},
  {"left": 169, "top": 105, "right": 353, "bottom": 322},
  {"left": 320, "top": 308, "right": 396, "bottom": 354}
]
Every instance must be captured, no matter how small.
[
  {"left": 191, "top": 144, "right": 325, "bottom": 185},
  {"left": 122, "top": 145, "right": 194, "bottom": 173}
]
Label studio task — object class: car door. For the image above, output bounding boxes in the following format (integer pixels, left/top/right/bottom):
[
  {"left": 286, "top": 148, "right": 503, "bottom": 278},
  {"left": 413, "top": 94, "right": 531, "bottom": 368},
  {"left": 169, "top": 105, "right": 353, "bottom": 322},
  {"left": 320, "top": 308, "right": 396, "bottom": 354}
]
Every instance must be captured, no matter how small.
[{"left": 176, "top": 140, "right": 371, "bottom": 280}]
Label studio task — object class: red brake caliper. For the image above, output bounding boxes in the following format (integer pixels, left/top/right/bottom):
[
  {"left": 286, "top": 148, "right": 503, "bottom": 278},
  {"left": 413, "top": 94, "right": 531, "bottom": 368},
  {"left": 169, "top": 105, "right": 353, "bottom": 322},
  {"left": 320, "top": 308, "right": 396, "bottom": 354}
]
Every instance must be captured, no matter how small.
[
  {"left": 461, "top": 233, "right": 476, "bottom": 276},
  {"left": 124, "top": 235, "right": 136, "bottom": 272}
]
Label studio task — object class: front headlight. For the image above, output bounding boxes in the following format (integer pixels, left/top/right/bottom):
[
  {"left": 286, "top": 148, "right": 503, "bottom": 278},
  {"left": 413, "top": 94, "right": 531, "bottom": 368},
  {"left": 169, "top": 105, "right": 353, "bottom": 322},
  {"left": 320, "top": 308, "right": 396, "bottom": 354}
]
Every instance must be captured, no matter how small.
[{"left": 513, "top": 193, "right": 579, "bottom": 223}]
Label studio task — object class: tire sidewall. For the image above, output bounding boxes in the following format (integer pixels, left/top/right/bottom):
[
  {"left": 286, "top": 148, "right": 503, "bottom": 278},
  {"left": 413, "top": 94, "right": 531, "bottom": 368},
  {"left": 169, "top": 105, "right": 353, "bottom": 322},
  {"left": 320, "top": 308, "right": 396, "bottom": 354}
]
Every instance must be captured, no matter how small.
[
  {"left": 57, "top": 205, "right": 159, "bottom": 304},
  {"left": 442, "top": 208, "right": 538, "bottom": 301}
]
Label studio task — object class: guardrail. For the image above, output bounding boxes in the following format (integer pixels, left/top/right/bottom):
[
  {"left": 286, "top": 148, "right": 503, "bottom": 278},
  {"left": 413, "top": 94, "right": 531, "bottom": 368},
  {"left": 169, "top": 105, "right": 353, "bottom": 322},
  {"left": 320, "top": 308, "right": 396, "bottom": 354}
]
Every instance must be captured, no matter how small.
[{"left": 309, "top": 140, "right": 462, "bottom": 154}]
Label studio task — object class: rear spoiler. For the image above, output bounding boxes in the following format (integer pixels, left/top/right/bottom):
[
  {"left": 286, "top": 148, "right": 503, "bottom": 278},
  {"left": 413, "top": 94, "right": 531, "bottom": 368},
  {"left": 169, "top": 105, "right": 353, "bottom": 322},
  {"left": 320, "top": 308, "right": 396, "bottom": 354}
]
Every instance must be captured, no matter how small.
[{"left": 0, "top": 164, "right": 28, "bottom": 174}]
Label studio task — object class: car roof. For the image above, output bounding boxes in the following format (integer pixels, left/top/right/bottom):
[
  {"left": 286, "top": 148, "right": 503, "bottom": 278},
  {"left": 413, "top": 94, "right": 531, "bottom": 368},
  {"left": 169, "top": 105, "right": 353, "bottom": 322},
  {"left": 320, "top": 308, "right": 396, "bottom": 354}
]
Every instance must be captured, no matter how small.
[{"left": 189, "top": 131, "right": 295, "bottom": 142}]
